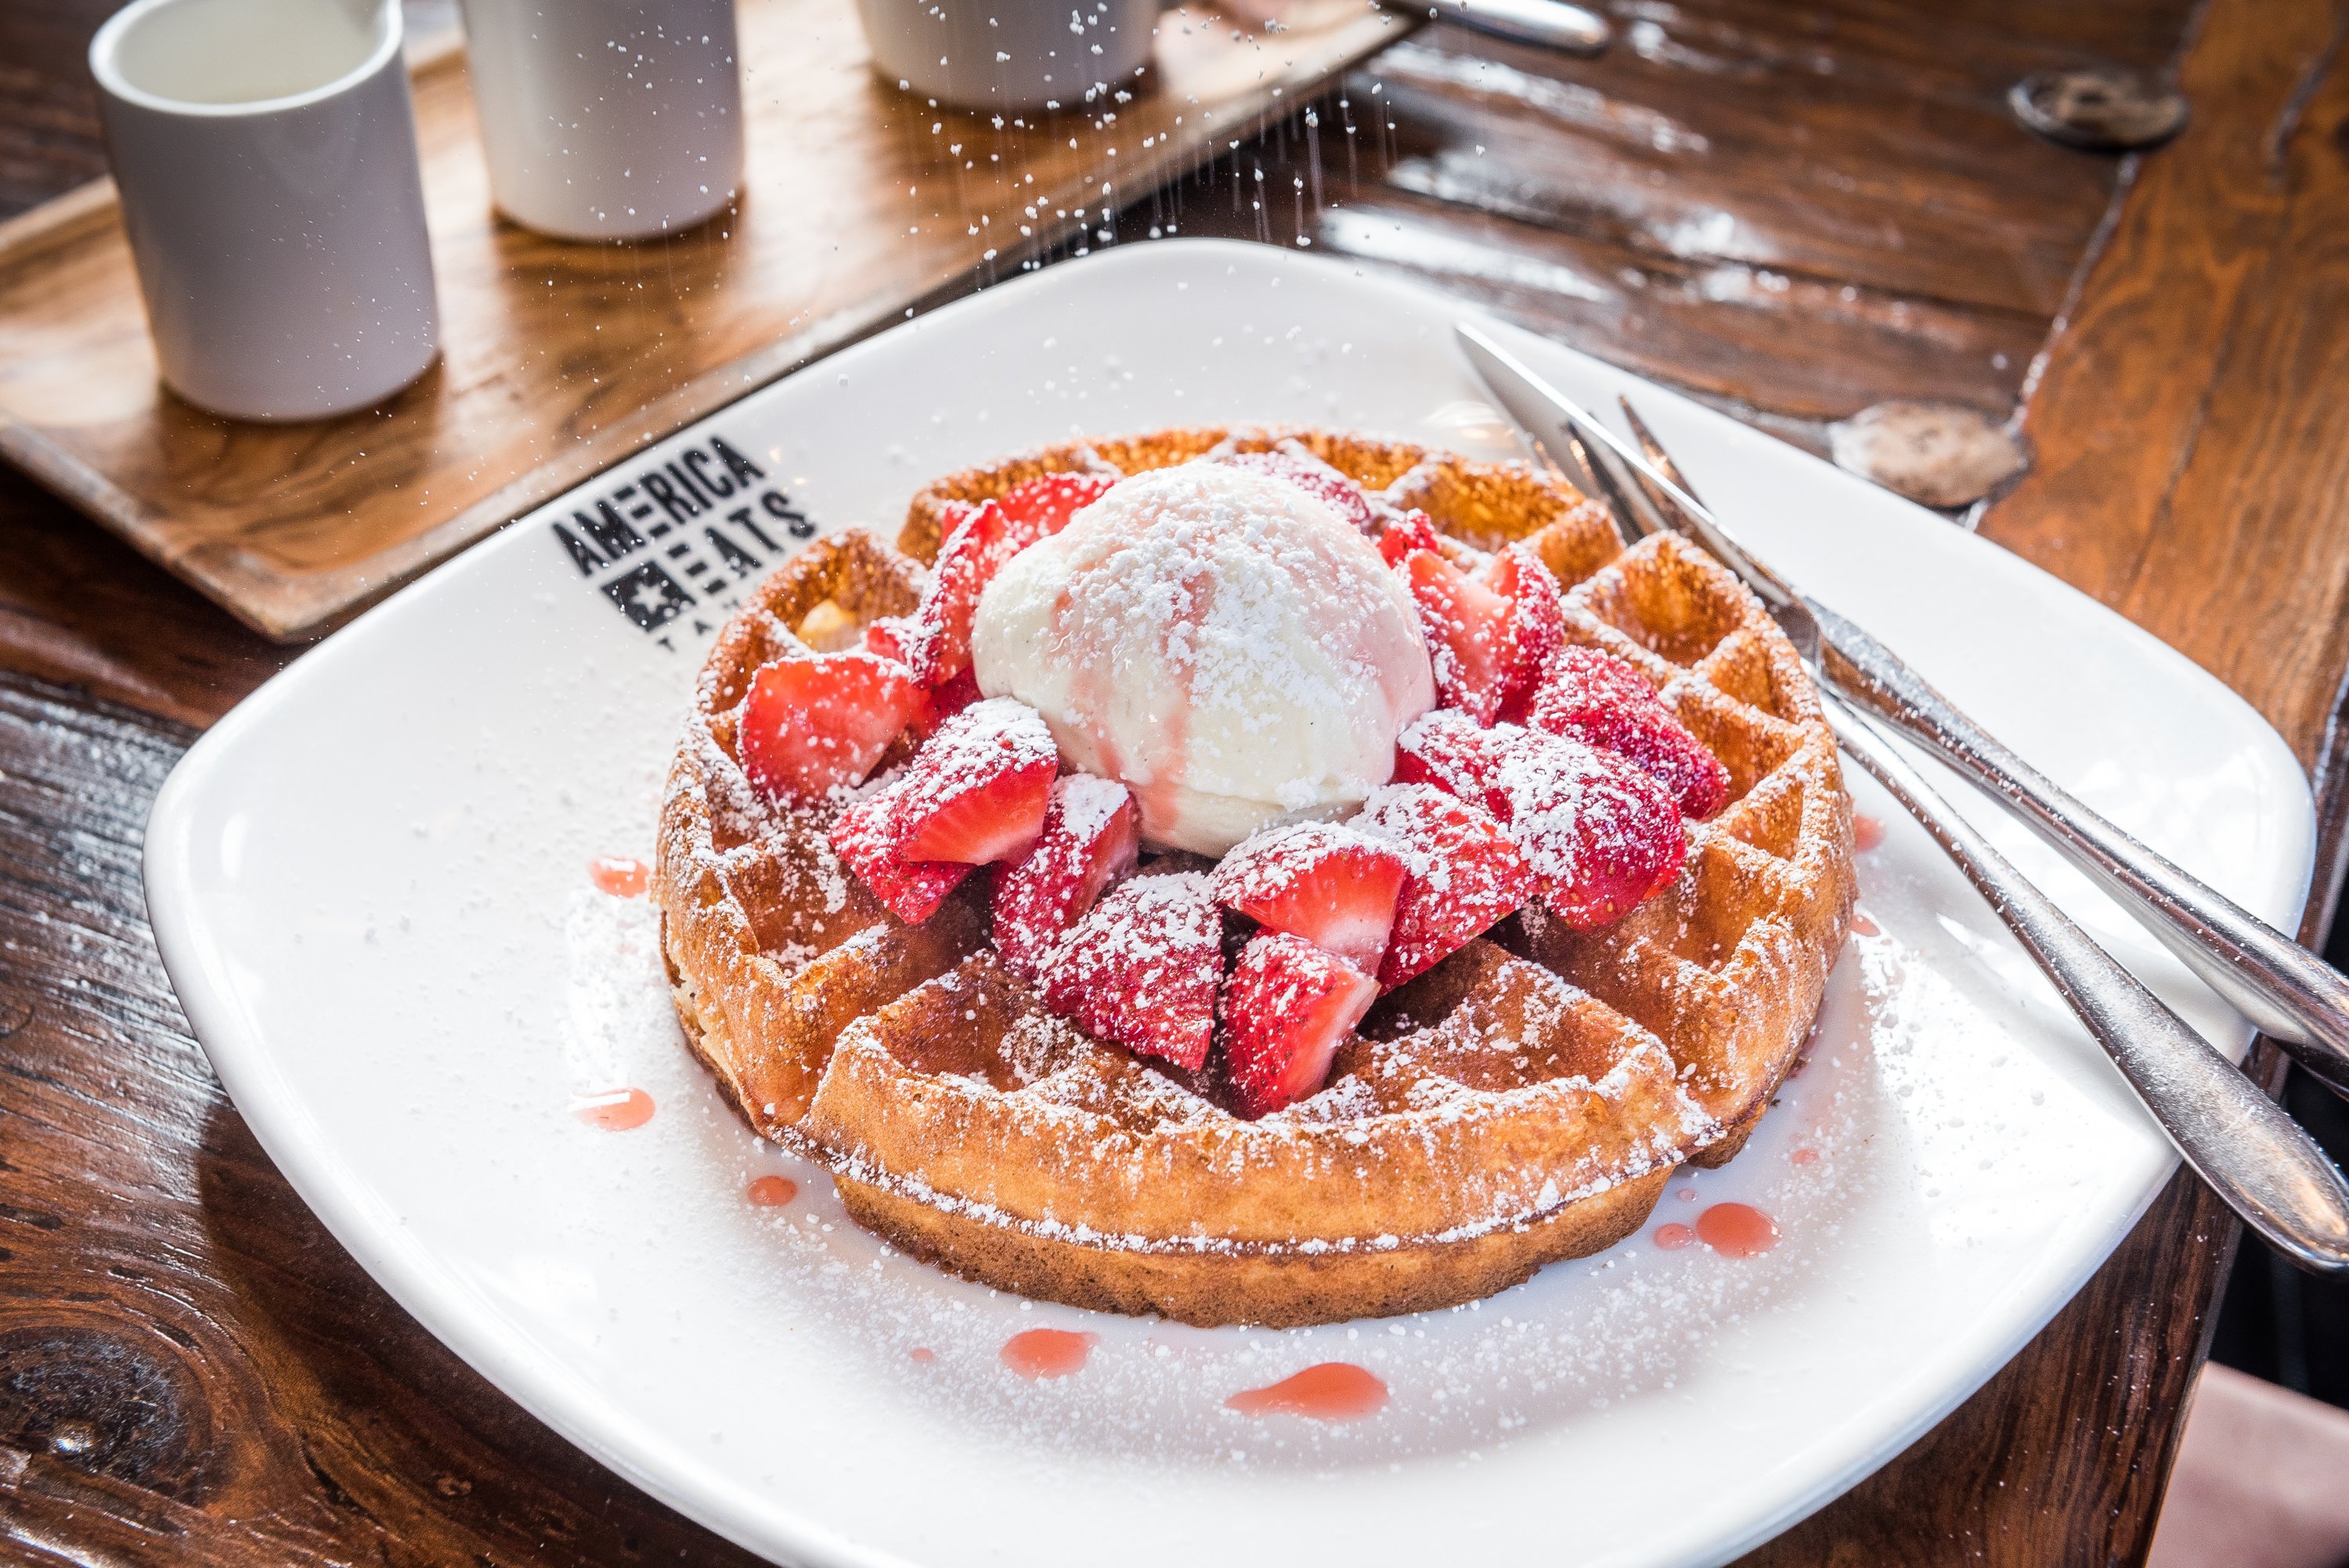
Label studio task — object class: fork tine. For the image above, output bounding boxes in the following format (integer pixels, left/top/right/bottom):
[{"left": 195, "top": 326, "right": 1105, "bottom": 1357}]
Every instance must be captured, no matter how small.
[
  {"left": 1568, "top": 424, "right": 1671, "bottom": 544},
  {"left": 1618, "top": 397, "right": 1705, "bottom": 507},
  {"left": 1615, "top": 395, "right": 1719, "bottom": 539}
]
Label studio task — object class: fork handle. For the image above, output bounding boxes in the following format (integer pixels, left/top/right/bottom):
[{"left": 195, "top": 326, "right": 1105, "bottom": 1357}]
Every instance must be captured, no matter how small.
[
  {"left": 1813, "top": 600, "right": 2349, "bottom": 1097},
  {"left": 1826, "top": 697, "right": 2349, "bottom": 1272}
]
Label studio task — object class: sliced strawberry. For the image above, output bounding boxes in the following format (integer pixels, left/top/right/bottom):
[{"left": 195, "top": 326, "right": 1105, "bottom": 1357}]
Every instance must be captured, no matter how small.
[
  {"left": 1211, "top": 821, "right": 1405, "bottom": 974},
  {"left": 1492, "top": 728, "right": 1687, "bottom": 928},
  {"left": 1221, "top": 932, "right": 1377, "bottom": 1118},
  {"left": 1215, "top": 447, "right": 1380, "bottom": 533},
  {"left": 829, "top": 790, "right": 972, "bottom": 924},
  {"left": 1351, "top": 784, "right": 1538, "bottom": 989},
  {"left": 1486, "top": 544, "right": 1566, "bottom": 723},
  {"left": 1394, "top": 708, "right": 1517, "bottom": 818},
  {"left": 895, "top": 478, "right": 1111, "bottom": 687},
  {"left": 889, "top": 697, "right": 1059, "bottom": 864},
  {"left": 993, "top": 774, "right": 1141, "bottom": 982},
  {"left": 1041, "top": 872, "right": 1221, "bottom": 1070},
  {"left": 1377, "top": 508, "right": 1444, "bottom": 568},
  {"left": 998, "top": 470, "right": 1117, "bottom": 536},
  {"left": 1402, "top": 550, "right": 1512, "bottom": 725},
  {"left": 904, "top": 665, "right": 980, "bottom": 739},
  {"left": 1528, "top": 647, "right": 1731, "bottom": 819},
  {"left": 862, "top": 615, "right": 915, "bottom": 666},
  {"left": 738, "top": 652, "right": 927, "bottom": 803},
  {"left": 895, "top": 498, "right": 1009, "bottom": 687}
]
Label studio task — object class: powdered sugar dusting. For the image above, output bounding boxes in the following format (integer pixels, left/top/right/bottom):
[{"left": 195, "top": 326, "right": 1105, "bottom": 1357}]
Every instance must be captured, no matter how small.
[{"left": 970, "top": 462, "right": 1436, "bottom": 854}]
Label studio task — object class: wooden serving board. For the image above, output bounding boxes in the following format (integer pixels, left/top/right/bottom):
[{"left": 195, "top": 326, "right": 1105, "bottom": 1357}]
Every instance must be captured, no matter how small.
[{"left": 0, "top": 0, "right": 1405, "bottom": 641}]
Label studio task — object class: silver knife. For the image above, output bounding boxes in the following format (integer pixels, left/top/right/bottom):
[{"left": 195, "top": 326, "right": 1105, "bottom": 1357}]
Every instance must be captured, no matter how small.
[
  {"left": 1456, "top": 319, "right": 2349, "bottom": 1100},
  {"left": 1456, "top": 319, "right": 2349, "bottom": 1272},
  {"left": 1429, "top": 0, "right": 1611, "bottom": 54}
]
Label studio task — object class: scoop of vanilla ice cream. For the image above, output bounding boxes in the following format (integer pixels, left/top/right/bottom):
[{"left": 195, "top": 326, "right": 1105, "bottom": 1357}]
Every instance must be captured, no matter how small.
[{"left": 969, "top": 462, "right": 1435, "bottom": 855}]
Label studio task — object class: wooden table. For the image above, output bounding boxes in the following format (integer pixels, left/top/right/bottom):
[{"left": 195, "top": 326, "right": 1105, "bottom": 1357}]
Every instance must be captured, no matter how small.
[{"left": 5, "top": 0, "right": 2346, "bottom": 1562}]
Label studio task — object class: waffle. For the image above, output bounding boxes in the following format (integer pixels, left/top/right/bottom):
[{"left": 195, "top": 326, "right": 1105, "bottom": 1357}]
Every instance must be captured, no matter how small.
[{"left": 655, "top": 426, "right": 1854, "bottom": 1327}]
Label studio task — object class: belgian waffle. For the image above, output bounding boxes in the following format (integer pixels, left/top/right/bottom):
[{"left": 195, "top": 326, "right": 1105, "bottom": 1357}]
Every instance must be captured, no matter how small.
[{"left": 654, "top": 427, "right": 1854, "bottom": 1328}]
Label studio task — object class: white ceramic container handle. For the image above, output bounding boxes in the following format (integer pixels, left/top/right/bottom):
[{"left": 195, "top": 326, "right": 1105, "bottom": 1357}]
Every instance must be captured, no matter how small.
[{"left": 90, "top": 0, "right": 440, "bottom": 423}]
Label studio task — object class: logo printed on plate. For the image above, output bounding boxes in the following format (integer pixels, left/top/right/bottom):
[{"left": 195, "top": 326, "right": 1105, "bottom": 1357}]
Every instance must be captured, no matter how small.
[{"left": 547, "top": 432, "right": 820, "bottom": 650}]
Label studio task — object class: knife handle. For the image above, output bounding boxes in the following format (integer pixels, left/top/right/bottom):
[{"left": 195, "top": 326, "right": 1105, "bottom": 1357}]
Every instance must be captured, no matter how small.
[
  {"left": 1427, "top": 0, "right": 1611, "bottom": 54},
  {"left": 1826, "top": 697, "right": 2349, "bottom": 1273},
  {"left": 1814, "top": 600, "right": 2349, "bottom": 1098}
]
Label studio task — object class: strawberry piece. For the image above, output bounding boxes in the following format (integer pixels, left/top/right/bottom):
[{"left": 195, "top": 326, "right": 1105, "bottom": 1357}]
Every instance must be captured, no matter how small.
[
  {"left": 1215, "top": 447, "right": 1381, "bottom": 533},
  {"left": 889, "top": 697, "right": 1059, "bottom": 864},
  {"left": 1486, "top": 544, "right": 1566, "bottom": 722},
  {"left": 1377, "top": 509, "right": 1444, "bottom": 568},
  {"left": 895, "top": 477, "right": 1113, "bottom": 687},
  {"left": 1351, "top": 784, "right": 1538, "bottom": 989},
  {"left": 998, "top": 470, "right": 1117, "bottom": 535},
  {"left": 1041, "top": 873, "right": 1221, "bottom": 1070},
  {"left": 1211, "top": 821, "right": 1405, "bottom": 973},
  {"left": 907, "top": 666, "right": 982, "bottom": 739},
  {"left": 1394, "top": 708, "right": 1517, "bottom": 818},
  {"left": 895, "top": 498, "right": 1012, "bottom": 687},
  {"left": 862, "top": 615, "right": 915, "bottom": 665},
  {"left": 1491, "top": 728, "right": 1687, "bottom": 928},
  {"left": 1221, "top": 932, "right": 1377, "bottom": 1118},
  {"left": 828, "top": 791, "right": 972, "bottom": 925},
  {"left": 1528, "top": 647, "right": 1731, "bottom": 819},
  {"left": 738, "top": 652, "right": 926, "bottom": 803},
  {"left": 994, "top": 774, "right": 1141, "bottom": 981},
  {"left": 1402, "top": 550, "right": 1512, "bottom": 725}
]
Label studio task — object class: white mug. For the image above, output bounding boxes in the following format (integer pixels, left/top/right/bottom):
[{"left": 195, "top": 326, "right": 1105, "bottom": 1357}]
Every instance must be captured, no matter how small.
[
  {"left": 458, "top": 0, "right": 744, "bottom": 241},
  {"left": 856, "top": 0, "right": 1156, "bottom": 113},
  {"left": 90, "top": 0, "right": 441, "bottom": 423}
]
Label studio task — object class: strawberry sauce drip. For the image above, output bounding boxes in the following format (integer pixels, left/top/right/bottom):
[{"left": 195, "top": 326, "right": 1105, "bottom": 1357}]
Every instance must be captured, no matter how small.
[
  {"left": 1696, "top": 1202, "right": 1780, "bottom": 1257},
  {"left": 1853, "top": 813, "right": 1885, "bottom": 852},
  {"left": 571, "top": 1087, "right": 655, "bottom": 1130},
  {"left": 1225, "top": 1362, "right": 1388, "bottom": 1421},
  {"left": 589, "top": 856, "right": 650, "bottom": 897},
  {"left": 1653, "top": 1222, "right": 1696, "bottom": 1250},
  {"left": 909, "top": 1347, "right": 937, "bottom": 1364},
  {"left": 1001, "top": 1328, "right": 1098, "bottom": 1379},
  {"left": 745, "top": 1175, "right": 798, "bottom": 1206},
  {"left": 1790, "top": 1148, "right": 1820, "bottom": 1168},
  {"left": 1851, "top": 910, "right": 1881, "bottom": 936}
]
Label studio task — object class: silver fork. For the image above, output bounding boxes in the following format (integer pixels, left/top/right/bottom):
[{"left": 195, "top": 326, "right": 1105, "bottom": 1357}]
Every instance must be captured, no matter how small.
[
  {"left": 1454, "top": 320, "right": 2349, "bottom": 1271},
  {"left": 1457, "top": 319, "right": 2349, "bottom": 1094}
]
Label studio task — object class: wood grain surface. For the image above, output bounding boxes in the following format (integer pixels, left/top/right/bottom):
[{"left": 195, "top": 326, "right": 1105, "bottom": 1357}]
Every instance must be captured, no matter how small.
[
  {"left": 5, "top": 0, "right": 2346, "bottom": 1564},
  {"left": 1164, "top": 0, "right": 2194, "bottom": 449},
  {"left": 0, "top": 0, "right": 1405, "bottom": 641}
]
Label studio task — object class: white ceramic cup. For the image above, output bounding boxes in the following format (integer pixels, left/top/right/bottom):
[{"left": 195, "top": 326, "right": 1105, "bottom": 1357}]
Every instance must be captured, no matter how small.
[
  {"left": 458, "top": 0, "right": 744, "bottom": 241},
  {"left": 856, "top": 0, "right": 1156, "bottom": 113},
  {"left": 90, "top": 0, "right": 440, "bottom": 423}
]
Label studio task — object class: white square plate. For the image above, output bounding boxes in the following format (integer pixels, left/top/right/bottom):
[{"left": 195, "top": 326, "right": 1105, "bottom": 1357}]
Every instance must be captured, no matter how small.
[{"left": 145, "top": 240, "right": 2313, "bottom": 1568}]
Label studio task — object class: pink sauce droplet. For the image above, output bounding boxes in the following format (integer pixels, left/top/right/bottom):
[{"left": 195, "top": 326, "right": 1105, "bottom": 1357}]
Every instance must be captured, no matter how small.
[
  {"left": 589, "top": 855, "right": 651, "bottom": 897},
  {"left": 1790, "top": 1148, "right": 1820, "bottom": 1168},
  {"left": 745, "top": 1175, "right": 798, "bottom": 1206},
  {"left": 1851, "top": 910, "right": 1881, "bottom": 936},
  {"left": 1225, "top": 1362, "right": 1388, "bottom": 1421},
  {"left": 1853, "top": 814, "right": 1885, "bottom": 852},
  {"left": 1676, "top": 1187, "right": 1698, "bottom": 1202},
  {"left": 1001, "top": 1328, "right": 1097, "bottom": 1379},
  {"left": 909, "top": 1347, "right": 936, "bottom": 1364},
  {"left": 1654, "top": 1222, "right": 1697, "bottom": 1250},
  {"left": 571, "top": 1087, "right": 655, "bottom": 1130},
  {"left": 1697, "top": 1202, "right": 1780, "bottom": 1257}
]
